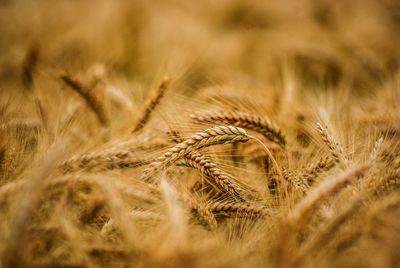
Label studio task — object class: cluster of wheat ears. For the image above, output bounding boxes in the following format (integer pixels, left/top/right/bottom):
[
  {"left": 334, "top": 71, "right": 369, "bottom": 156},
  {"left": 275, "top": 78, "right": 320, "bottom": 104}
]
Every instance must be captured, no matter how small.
[{"left": 1, "top": 0, "right": 400, "bottom": 267}]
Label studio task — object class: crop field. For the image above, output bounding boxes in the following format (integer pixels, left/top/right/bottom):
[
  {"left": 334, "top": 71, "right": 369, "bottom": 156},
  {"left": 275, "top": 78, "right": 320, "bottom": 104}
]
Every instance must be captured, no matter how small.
[{"left": 0, "top": 1, "right": 399, "bottom": 267}]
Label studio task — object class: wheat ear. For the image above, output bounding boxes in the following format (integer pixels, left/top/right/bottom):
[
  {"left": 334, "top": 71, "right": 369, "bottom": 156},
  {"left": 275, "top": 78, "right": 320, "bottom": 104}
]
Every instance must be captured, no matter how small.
[
  {"left": 131, "top": 76, "right": 171, "bottom": 133},
  {"left": 369, "top": 136, "right": 384, "bottom": 162},
  {"left": 184, "top": 195, "right": 217, "bottom": 230},
  {"left": 58, "top": 149, "right": 150, "bottom": 173},
  {"left": 177, "top": 152, "right": 245, "bottom": 201},
  {"left": 316, "top": 123, "right": 347, "bottom": 165},
  {"left": 58, "top": 135, "right": 169, "bottom": 173},
  {"left": 278, "top": 156, "right": 339, "bottom": 193},
  {"left": 303, "top": 155, "right": 338, "bottom": 185},
  {"left": 268, "top": 156, "right": 337, "bottom": 197},
  {"left": 374, "top": 168, "right": 400, "bottom": 196},
  {"left": 281, "top": 170, "right": 311, "bottom": 194},
  {"left": 191, "top": 111, "right": 286, "bottom": 146},
  {"left": 143, "top": 125, "right": 249, "bottom": 180},
  {"left": 60, "top": 74, "right": 110, "bottom": 127}
]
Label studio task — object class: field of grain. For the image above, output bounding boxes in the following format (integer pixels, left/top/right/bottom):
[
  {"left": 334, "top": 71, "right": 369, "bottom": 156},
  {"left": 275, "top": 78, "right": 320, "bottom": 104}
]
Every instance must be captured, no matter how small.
[{"left": 0, "top": 1, "right": 399, "bottom": 267}]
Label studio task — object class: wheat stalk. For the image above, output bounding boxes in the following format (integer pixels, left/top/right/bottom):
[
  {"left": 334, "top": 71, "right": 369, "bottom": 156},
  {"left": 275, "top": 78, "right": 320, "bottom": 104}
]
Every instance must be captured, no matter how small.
[{"left": 191, "top": 111, "right": 286, "bottom": 146}]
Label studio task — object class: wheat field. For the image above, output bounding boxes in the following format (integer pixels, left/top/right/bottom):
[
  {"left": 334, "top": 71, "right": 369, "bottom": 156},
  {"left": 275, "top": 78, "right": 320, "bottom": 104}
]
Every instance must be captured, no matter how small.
[{"left": 0, "top": 1, "right": 399, "bottom": 267}]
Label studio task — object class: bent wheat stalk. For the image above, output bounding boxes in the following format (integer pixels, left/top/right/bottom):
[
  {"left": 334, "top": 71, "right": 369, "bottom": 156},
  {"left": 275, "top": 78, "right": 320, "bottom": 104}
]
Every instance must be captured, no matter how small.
[{"left": 191, "top": 111, "right": 286, "bottom": 146}]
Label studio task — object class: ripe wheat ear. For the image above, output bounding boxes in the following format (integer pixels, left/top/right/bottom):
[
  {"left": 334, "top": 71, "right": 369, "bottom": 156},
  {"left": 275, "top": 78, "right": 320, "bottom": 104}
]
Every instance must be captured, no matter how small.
[{"left": 143, "top": 125, "right": 250, "bottom": 181}]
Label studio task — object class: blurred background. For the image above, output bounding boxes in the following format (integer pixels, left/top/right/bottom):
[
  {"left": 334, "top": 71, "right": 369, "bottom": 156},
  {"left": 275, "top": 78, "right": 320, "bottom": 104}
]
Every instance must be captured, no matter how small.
[{"left": 1, "top": 0, "right": 399, "bottom": 96}]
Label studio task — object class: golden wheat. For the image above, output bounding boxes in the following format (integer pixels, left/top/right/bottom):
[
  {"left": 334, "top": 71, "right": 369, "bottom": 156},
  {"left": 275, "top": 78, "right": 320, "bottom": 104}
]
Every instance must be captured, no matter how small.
[{"left": 1, "top": 1, "right": 399, "bottom": 267}]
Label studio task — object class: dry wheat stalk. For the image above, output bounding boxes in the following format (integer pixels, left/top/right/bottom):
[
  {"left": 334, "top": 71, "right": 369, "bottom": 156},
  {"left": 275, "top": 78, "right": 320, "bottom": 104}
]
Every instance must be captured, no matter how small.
[
  {"left": 316, "top": 123, "right": 347, "bottom": 165},
  {"left": 209, "top": 200, "right": 269, "bottom": 218},
  {"left": 191, "top": 111, "right": 286, "bottom": 146},
  {"left": 143, "top": 125, "right": 250, "bottom": 180},
  {"left": 288, "top": 164, "right": 368, "bottom": 228},
  {"left": 131, "top": 77, "right": 171, "bottom": 133},
  {"left": 178, "top": 152, "right": 245, "bottom": 201},
  {"left": 60, "top": 74, "right": 110, "bottom": 127}
]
